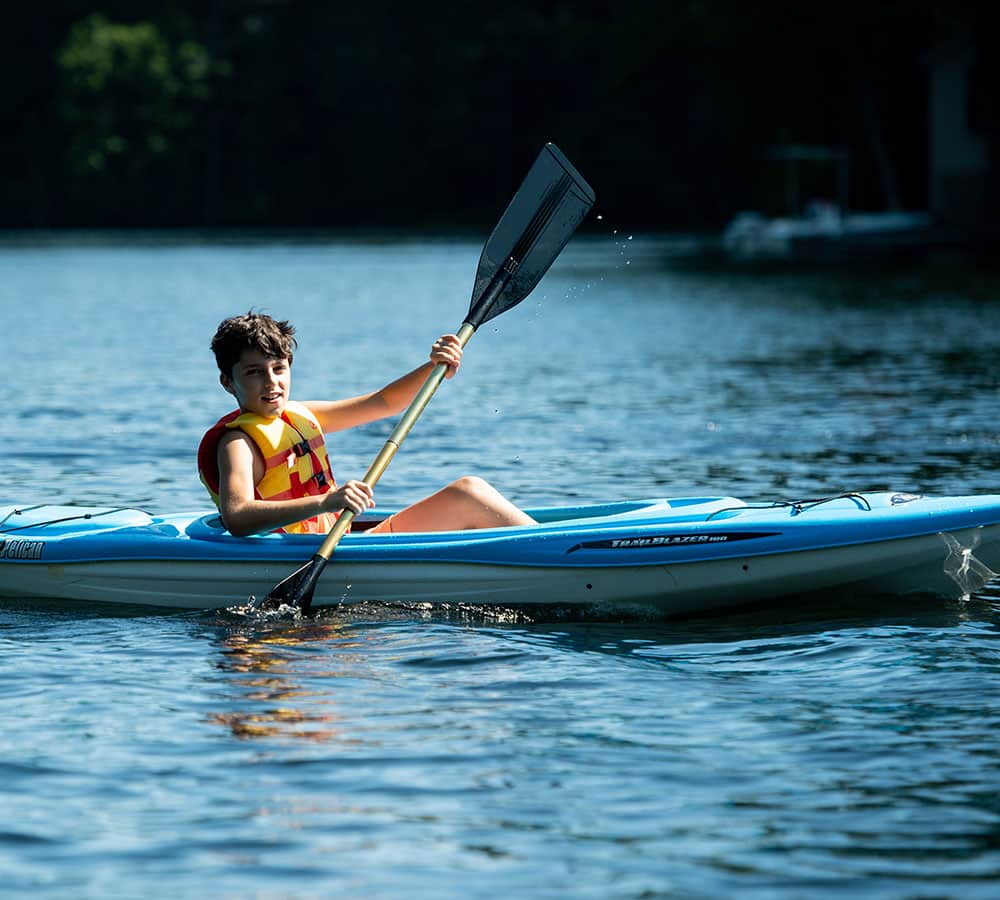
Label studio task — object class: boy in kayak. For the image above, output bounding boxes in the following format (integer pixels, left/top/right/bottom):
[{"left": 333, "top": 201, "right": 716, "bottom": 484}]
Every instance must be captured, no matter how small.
[{"left": 198, "top": 311, "right": 535, "bottom": 537}]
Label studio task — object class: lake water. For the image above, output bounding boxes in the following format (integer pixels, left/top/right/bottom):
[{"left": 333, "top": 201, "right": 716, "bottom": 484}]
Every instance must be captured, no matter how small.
[{"left": 2, "top": 233, "right": 1000, "bottom": 897}]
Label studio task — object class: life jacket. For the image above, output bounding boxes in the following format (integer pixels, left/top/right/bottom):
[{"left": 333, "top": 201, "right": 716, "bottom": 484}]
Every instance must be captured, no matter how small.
[{"left": 198, "top": 400, "right": 337, "bottom": 534}]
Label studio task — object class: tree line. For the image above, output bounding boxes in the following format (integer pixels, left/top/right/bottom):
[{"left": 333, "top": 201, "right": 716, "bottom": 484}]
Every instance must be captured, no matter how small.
[{"left": 2, "top": 1, "right": 993, "bottom": 229}]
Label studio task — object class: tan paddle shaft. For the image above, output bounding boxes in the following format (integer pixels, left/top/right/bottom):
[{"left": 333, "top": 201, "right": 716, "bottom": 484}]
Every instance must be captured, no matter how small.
[{"left": 314, "top": 321, "right": 476, "bottom": 560}]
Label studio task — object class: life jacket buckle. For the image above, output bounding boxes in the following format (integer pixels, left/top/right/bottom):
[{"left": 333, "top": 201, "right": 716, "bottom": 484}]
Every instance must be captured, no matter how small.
[
  {"left": 314, "top": 470, "right": 329, "bottom": 489},
  {"left": 292, "top": 440, "right": 310, "bottom": 457}
]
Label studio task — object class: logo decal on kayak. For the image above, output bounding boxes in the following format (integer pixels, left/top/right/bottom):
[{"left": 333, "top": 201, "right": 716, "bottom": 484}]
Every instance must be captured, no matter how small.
[
  {"left": 0, "top": 539, "right": 45, "bottom": 560},
  {"left": 568, "top": 532, "right": 779, "bottom": 553}
]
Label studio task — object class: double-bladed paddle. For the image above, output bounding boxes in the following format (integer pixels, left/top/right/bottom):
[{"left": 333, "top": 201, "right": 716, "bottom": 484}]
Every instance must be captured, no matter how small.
[{"left": 264, "top": 143, "right": 595, "bottom": 614}]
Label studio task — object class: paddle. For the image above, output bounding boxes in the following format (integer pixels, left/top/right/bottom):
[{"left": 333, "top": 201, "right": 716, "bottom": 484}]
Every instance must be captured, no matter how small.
[{"left": 264, "top": 143, "right": 595, "bottom": 614}]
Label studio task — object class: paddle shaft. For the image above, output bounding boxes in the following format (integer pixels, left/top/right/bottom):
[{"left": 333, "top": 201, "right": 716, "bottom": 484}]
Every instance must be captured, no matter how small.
[
  {"left": 265, "top": 143, "right": 593, "bottom": 611},
  {"left": 314, "top": 320, "right": 476, "bottom": 560}
]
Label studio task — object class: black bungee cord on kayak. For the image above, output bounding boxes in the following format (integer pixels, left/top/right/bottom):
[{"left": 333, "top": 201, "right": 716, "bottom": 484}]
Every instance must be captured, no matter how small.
[
  {"left": 706, "top": 492, "right": 874, "bottom": 521},
  {"left": 0, "top": 507, "right": 139, "bottom": 534}
]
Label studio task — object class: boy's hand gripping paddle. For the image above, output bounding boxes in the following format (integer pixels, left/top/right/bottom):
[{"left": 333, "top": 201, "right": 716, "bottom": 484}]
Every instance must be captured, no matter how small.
[{"left": 264, "top": 143, "right": 595, "bottom": 613}]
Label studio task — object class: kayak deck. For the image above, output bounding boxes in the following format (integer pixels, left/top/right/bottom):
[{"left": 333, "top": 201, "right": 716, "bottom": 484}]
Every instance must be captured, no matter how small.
[{"left": 2, "top": 493, "right": 999, "bottom": 613}]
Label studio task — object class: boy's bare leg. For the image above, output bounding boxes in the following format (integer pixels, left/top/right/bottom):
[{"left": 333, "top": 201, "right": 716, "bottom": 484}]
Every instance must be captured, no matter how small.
[{"left": 368, "top": 476, "right": 535, "bottom": 533}]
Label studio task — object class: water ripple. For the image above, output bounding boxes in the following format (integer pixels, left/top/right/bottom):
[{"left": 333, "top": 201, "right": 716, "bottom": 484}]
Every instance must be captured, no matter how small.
[{"left": 4, "top": 242, "right": 1000, "bottom": 896}]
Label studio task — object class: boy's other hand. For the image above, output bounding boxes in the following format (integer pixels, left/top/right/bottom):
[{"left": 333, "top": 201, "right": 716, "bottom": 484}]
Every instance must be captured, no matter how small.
[
  {"left": 430, "top": 334, "right": 463, "bottom": 379},
  {"left": 329, "top": 480, "right": 375, "bottom": 515}
]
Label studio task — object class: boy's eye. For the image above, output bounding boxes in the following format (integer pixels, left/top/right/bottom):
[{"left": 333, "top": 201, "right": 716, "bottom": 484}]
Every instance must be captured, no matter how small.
[{"left": 241, "top": 359, "right": 287, "bottom": 377}]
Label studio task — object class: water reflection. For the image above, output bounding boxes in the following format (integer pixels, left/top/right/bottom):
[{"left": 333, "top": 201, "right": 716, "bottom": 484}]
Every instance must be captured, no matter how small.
[
  {"left": 208, "top": 616, "right": 367, "bottom": 743},
  {"left": 204, "top": 583, "right": 1000, "bottom": 686}
]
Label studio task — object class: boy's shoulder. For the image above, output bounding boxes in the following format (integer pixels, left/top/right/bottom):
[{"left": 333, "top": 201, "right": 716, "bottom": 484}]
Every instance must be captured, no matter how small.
[
  {"left": 215, "top": 428, "right": 265, "bottom": 480},
  {"left": 215, "top": 427, "right": 261, "bottom": 464},
  {"left": 218, "top": 427, "right": 250, "bottom": 443}
]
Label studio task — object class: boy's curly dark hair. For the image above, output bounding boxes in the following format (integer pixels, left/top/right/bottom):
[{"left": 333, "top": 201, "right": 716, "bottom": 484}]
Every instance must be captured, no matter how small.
[{"left": 210, "top": 311, "right": 297, "bottom": 377}]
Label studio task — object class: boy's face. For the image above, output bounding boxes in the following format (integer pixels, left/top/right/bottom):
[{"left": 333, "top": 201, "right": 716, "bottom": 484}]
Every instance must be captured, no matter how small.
[{"left": 221, "top": 349, "right": 291, "bottom": 418}]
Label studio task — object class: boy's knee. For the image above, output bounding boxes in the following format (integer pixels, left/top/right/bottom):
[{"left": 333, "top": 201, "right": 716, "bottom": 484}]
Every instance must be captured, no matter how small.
[{"left": 450, "top": 475, "right": 490, "bottom": 497}]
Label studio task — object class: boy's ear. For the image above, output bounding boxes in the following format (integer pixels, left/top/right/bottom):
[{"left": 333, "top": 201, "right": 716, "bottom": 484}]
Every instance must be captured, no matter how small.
[{"left": 219, "top": 372, "right": 234, "bottom": 395}]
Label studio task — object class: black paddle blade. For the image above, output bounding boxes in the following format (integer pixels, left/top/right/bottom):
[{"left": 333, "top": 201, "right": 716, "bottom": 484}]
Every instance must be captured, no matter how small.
[
  {"left": 467, "top": 143, "right": 595, "bottom": 329},
  {"left": 262, "top": 553, "right": 327, "bottom": 613}
]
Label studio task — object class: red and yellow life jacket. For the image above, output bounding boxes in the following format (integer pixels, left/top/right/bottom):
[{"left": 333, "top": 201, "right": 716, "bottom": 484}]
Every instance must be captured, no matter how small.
[{"left": 197, "top": 400, "right": 337, "bottom": 534}]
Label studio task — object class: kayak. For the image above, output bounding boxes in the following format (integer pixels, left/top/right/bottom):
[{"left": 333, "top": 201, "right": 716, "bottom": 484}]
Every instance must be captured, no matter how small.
[{"left": 1, "top": 492, "right": 999, "bottom": 614}]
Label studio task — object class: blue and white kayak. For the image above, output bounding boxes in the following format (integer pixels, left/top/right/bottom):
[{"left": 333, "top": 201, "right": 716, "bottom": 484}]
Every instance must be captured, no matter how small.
[{"left": 1, "top": 492, "right": 999, "bottom": 614}]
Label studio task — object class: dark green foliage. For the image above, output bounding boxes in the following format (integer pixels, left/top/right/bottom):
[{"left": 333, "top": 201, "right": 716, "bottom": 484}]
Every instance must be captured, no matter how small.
[{"left": 0, "top": 1, "right": 993, "bottom": 228}]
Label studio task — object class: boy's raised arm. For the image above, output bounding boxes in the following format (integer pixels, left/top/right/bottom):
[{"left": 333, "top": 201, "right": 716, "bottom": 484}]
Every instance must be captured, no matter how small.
[{"left": 308, "top": 334, "right": 463, "bottom": 434}]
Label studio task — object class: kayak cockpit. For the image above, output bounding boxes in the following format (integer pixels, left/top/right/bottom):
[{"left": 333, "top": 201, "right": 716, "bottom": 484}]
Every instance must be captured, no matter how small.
[{"left": 182, "top": 497, "right": 748, "bottom": 543}]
